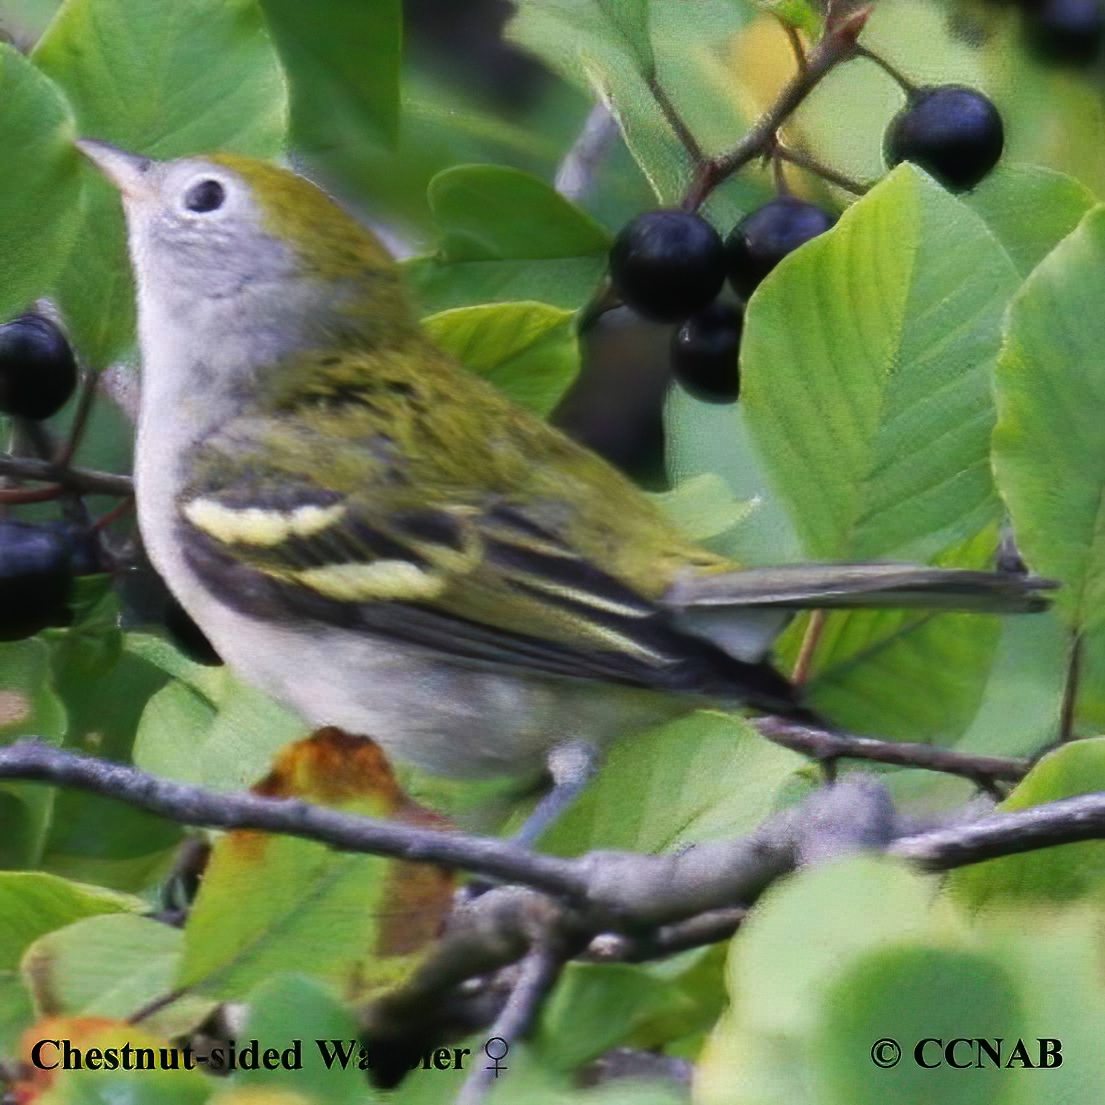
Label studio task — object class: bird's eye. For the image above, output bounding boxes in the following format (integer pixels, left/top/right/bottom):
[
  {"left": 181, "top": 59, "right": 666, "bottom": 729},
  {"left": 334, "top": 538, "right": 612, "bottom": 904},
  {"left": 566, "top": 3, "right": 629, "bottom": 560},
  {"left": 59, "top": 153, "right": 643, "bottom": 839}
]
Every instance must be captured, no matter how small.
[{"left": 183, "top": 179, "right": 226, "bottom": 214}]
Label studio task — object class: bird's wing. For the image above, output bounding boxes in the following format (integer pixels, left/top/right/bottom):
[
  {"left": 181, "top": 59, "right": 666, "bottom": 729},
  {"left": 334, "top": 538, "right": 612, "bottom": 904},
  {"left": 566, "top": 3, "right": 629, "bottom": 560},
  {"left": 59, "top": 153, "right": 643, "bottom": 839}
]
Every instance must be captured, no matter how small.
[{"left": 176, "top": 415, "right": 799, "bottom": 710}]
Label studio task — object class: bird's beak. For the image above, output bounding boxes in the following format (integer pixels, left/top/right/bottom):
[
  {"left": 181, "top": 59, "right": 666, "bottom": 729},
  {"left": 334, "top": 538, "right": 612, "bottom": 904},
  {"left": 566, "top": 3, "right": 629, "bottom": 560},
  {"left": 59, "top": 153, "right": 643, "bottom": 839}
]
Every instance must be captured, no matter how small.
[{"left": 75, "top": 139, "right": 156, "bottom": 199}]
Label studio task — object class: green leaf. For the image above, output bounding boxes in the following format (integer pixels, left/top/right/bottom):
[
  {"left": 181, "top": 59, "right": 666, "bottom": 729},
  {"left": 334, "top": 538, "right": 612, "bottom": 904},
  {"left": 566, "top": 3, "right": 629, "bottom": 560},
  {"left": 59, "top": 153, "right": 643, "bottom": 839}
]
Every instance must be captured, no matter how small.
[
  {"left": 33, "top": 0, "right": 287, "bottom": 365},
  {"left": 965, "top": 164, "right": 1096, "bottom": 278},
  {"left": 422, "top": 302, "right": 578, "bottom": 417},
  {"left": 406, "top": 164, "right": 612, "bottom": 313},
  {"left": 538, "top": 711, "right": 805, "bottom": 856},
  {"left": 177, "top": 736, "right": 451, "bottom": 1002},
  {"left": 0, "top": 638, "right": 66, "bottom": 745},
  {"left": 430, "top": 165, "right": 611, "bottom": 261},
  {"left": 536, "top": 963, "right": 688, "bottom": 1071},
  {"left": 259, "top": 0, "right": 400, "bottom": 150},
  {"left": 133, "top": 668, "right": 309, "bottom": 792},
  {"left": 757, "top": 0, "right": 822, "bottom": 38},
  {"left": 21, "top": 913, "right": 213, "bottom": 1037},
  {"left": 508, "top": 0, "right": 759, "bottom": 218},
  {"left": 41, "top": 596, "right": 181, "bottom": 891},
  {"left": 405, "top": 254, "right": 607, "bottom": 316},
  {"left": 742, "top": 163, "right": 1019, "bottom": 562},
  {"left": 775, "top": 530, "right": 1003, "bottom": 743},
  {"left": 698, "top": 856, "right": 940, "bottom": 1105},
  {"left": 814, "top": 946, "right": 1023, "bottom": 1105},
  {"left": 596, "top": 0, "right": 654, "bottom": 73},
  {"left": 647, "top": 473, "right": 755, "bottom": 543},
  {"left": 0, "top": 45, "right": 81, "bottom": 322},
  {"left": 665, "top": 393, "right": 803, "bottom": 567},
  {"left": 0, "top": 872, "right": 141, "bottom": 972},
  {"left": 0, "top": 873, "right": 145, "bottom": 1056},
  {"left": 950, "top": 738, "right": 1105, "bottom": 908},
  {"left": 994, "top": 203, "right": 1105, "bottom": 633},
  {"left": 236, "top": 974, "right": 370, "bottom": 1104}
]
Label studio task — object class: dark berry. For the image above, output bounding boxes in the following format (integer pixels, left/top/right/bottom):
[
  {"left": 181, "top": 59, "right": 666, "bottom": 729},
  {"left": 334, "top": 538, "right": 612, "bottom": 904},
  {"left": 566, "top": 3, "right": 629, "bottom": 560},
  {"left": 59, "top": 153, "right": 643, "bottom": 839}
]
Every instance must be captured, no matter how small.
[
  {"left": 725, "top": 197, "right": 836, "bottom": 299},
  {"left": 1026, "top": 0, "right": 1104, "bottom": 65},
  {"left": 0, "top": 521, "right": 73, "bottom": 640},
  {"left": 609, "top": 211, "right": 726, "bottom": 322},
  {"left": 0, "top": 314, "right": 78, "bottom": 420},
  {"left": 165, "top": 597, "right": 223, "bottom": 665},
  {"left": 671, "top": 301, "right": 742, "bottom": 404},
  {"left": 884, "top": 85, "right": 1004, "bottom": 192}
]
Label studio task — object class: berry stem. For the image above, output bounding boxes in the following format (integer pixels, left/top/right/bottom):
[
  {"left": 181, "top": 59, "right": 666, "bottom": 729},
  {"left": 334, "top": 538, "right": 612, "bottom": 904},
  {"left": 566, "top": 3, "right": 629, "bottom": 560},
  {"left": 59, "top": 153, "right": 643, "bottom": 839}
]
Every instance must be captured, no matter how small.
[
  {"left": 854, "top": 44, "right": 918, "bottom": 96},
  {"left": 55, "top": 371, "right": 98, "bottom": 468},
  {"left": 1058, "top": 630, "right": 1083, "bottom": 743},
  {"left": 791, "top": 609, "right": 827, "bottom": 686},
  {"left": 775, "top": 144, "right": 872, "bottom": 195},
  {"left": 779, "top": 20, "right": 809, "bottom": 75},
  {"left": 92, "top": 495, "right": 135, "bottom": 532},
  {"left": 0, "top": 483, "right": 65, "bottom": 505},
  {"left": 681, "top": 6, "right": 871, "bottom": 211}
]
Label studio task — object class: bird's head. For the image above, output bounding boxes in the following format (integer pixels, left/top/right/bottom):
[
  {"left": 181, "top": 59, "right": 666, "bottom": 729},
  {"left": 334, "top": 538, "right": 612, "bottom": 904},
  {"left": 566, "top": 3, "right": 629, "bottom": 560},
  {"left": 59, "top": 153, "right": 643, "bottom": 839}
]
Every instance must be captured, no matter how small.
[{"left": 76, "top": 140, "right": 417, "bottom": 356}]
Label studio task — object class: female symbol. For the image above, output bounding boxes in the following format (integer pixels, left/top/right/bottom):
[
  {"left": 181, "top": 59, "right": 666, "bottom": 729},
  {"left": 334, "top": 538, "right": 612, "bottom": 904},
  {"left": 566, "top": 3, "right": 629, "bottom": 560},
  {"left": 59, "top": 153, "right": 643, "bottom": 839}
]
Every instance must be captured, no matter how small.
[{"left": 483, "top": 1036, "right": 509, "bottom": 1077}]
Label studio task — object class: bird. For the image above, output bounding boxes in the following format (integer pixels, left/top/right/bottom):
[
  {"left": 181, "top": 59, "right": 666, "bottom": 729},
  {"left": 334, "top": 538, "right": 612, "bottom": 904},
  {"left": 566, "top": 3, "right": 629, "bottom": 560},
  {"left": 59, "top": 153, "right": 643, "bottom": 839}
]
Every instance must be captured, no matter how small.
[{"left": 76, "top": 139, "right": 1052, "bottom": 812}]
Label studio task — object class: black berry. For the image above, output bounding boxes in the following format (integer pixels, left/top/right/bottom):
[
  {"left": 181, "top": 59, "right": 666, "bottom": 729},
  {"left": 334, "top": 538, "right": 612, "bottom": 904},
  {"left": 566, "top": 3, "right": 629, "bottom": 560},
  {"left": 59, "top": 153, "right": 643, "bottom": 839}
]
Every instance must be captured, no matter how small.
[
  {"left": 0, "top": 314, "right": 78, "bottom": 421},
  {"left": 609, "top": 211, "right": 726, "bottom": 322},
  {"left": 165, "top": 597, "right": 223, "bottom": 665},
  {"left": 0, "top": 521, "right": 73, "bottom": 640},
  {"left": 1026, "top": 0, "right": 1104, "bottom": 65},
  {"left": 884, "top": 85, "right": 1004, "bottom": 192},
  {"left": 671, "top": 301, "right": 742, "bottom": 404},
  {"left": 725, "top": 197, "right": 836, "bottom": 299}
]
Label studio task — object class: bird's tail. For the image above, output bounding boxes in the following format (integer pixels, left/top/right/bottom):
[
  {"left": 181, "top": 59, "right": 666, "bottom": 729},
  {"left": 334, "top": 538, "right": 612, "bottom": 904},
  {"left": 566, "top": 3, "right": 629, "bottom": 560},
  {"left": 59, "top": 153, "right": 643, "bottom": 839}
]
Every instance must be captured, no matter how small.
[{"left": 663, "top": 562, "right": 1056, "bottom": 666}]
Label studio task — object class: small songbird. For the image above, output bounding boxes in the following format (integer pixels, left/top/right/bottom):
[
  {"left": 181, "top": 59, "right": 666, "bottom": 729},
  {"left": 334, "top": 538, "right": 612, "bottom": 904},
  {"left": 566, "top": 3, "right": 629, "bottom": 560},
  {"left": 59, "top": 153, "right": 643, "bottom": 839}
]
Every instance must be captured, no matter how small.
[{"left": 77, "top": 140, "right": 1051, "bottom": 791}]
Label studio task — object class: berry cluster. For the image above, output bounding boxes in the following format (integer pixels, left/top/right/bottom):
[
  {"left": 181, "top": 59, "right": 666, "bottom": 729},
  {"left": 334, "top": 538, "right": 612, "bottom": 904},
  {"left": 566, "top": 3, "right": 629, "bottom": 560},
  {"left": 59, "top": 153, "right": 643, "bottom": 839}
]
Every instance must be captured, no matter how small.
[
  {"left": 607, "top": 76, "right": 1004, "bottom": 404},
  {"left": 610, "top": 198, "right": 835, "bottom": 404},
  {"left": 0, "top": 314, "right": 83, "bottom": 639}
]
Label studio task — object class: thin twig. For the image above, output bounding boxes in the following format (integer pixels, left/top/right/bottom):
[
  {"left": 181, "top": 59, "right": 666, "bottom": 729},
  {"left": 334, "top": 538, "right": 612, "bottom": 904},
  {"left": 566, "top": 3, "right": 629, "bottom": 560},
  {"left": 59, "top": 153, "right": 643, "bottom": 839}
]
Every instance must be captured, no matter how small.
[
  {"left": 854, "top": 44, "right": 917, "bottom": 95},
  {"left": 791, "top": 610, "right": 827, "bottom": 685},
  {"left": 0, "top": 484, "right": 65, "bottom": 505},
  {"left": 93, "top": 495, "right": 135, "bottom": 532},
  {"left": 454, "top": 941, "right": 567, "bottom": 1105},
  {"left": 682, "top": 7, "right": 871, "bottom": 211},
  {"left": 754, "top": 717, "right": 1030, "bottom": 785},
  {"left": 781, "top": 22, "right": 809, "bottom": 74},
  {"left": 56, "top": 372, "right": 100, "bottom": 467},
  {"left": 1058, "top": 631, "right": 1083, "bottom": 743},
  {"left": 0, "top": 454, "right": 133, "bottom": 497},
  {"left": 890, "top": 791, "right": 1105, "bottom": 870},
  {"left": 775, "top": 144, "right": 872, "bottom": 194}
]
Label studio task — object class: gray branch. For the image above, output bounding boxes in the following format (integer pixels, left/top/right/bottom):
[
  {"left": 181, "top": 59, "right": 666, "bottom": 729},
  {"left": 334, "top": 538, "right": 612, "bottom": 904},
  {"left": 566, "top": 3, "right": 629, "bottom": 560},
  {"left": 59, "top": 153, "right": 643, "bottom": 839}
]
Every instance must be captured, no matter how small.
[{"left": 0, "top": 454, "right": 133, "bottom": 497}]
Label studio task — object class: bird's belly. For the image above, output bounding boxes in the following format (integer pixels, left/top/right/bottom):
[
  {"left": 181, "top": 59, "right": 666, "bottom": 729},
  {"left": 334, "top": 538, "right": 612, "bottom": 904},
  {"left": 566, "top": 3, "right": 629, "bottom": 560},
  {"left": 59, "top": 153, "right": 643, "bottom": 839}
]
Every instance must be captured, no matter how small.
[{"left": 197, "top": 604, "right": 692, "bottom": 778}]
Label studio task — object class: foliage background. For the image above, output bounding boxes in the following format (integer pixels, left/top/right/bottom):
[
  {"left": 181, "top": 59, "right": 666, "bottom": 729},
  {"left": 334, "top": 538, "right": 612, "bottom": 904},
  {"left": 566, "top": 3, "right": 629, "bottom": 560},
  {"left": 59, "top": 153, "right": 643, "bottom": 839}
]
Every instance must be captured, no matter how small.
[{"left": 2, "top": 0, "right": 1105, "bottom": 1102}]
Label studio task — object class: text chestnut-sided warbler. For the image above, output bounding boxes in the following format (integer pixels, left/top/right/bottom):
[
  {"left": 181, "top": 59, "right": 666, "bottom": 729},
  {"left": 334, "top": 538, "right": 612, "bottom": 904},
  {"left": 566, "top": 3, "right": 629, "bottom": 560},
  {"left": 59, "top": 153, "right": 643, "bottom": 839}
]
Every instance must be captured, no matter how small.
[{"left": 78, "top": 140, "right": 1053, "bottom": 783}]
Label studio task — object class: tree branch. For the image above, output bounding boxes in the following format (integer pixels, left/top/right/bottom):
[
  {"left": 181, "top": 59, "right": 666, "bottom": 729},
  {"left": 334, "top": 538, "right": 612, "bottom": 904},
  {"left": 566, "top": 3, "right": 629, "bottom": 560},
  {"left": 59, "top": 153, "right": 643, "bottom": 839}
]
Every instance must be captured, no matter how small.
[
  {"left": 454, "top": 941, "right": 568, "bottom": 1105},
  {"left": 890, "top": 791, "right": 1105, "bottom": 870},
  {"left": 0, "top": 741, "right": 587, "bottom": 901},
  {"left": 0, "top": 454, "right": 133, "bottom": 497},
  {"left": 682, "top": 8, "right": 870, "bottom": 210}
]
